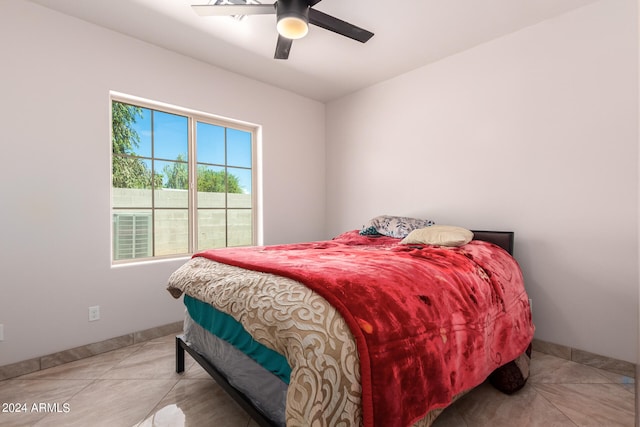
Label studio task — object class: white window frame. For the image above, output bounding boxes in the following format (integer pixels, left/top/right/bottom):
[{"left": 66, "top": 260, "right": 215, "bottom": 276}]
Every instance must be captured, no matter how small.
[{"left": 110, "top": 92, "right": 260, "bottom": 265}]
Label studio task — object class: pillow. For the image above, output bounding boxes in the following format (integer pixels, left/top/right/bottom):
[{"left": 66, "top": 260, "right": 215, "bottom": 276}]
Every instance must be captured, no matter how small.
[
  {"left": 359, "top": 215, "right": 435, "bottom": 239},
  {"left": 400, "top": 225, "right": 473, "bottom": 247},
  {"left": 489, "top": 344, "right": 532, "bottom": 394}
]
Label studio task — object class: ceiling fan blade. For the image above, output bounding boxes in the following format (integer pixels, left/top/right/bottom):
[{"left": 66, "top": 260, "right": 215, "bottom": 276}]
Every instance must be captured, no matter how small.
[
  {"left": 308, "top": 8, "right": 373, "bottom": 43},
  {"left": 191, "top": 4, "right": 276, "bottom": 17},
  {"left": 307, "top": 0, "right": 323, "bottom": 6},
  {"left": 274, "top": 35, "right": 293, "bottom": 59}
]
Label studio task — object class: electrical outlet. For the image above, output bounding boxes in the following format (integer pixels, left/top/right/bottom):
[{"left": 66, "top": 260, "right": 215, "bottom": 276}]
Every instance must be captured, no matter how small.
[
  {"left": 88, "top": 306, "right": 100, "bottom": 322},
  {"left": 0, "top": 324, "right": 4, "bottom": 341}
]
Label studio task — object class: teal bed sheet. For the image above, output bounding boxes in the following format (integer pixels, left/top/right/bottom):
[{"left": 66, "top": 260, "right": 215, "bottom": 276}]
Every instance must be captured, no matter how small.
[{"left": 183, "top": 294, "right": 292, "bottom": 384}]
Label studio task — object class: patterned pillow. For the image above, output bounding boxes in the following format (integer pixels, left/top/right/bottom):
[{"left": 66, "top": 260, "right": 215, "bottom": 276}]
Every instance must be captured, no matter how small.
[
  {"left": 489, "top": 343, "right": 532, "bottom": 394},
  {"left": 359, "top": 215, "right": 435, "bottom": 239}
]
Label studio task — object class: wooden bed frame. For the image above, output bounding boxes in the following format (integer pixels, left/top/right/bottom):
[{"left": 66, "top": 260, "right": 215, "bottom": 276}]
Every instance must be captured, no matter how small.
[{"left": 175, "top": 230, "right": 516, "bottom": 427}]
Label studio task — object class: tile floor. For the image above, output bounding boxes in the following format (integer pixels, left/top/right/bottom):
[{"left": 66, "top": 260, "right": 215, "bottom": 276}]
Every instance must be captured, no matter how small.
[{"left": 0, "top": 334, "right": 635, "bottom": 427}]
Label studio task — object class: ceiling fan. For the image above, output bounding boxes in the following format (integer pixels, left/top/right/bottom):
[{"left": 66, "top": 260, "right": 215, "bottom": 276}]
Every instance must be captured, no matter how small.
[{"left": 192, "top": 0, "right": 374, "bottom": 60}]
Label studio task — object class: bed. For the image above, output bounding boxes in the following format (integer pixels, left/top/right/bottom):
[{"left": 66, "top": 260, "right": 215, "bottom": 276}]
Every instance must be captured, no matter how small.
[{"left": 167, "top": 220, "right": 534, "bottom": 427}]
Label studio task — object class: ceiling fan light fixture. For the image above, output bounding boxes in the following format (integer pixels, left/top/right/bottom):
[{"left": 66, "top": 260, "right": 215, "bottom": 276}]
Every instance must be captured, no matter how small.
[
  {"left": 277, "top": 16, "right": 308, "bottom": 39},
  {"left": 276, "top": 0, "right": 309, "bottom": 40},
  {"left": 192, "top": 0, "right": 374, "bottom": 60}
]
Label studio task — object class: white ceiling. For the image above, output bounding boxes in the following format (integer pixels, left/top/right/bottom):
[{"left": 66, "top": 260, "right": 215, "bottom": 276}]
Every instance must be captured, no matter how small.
[{"left": 29, "top": 0, "right": 600, "bottom": 102}]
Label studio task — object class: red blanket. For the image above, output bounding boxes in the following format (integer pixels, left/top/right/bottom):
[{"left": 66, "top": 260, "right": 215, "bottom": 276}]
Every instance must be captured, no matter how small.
[{"left": 195, "top": 231, "right": 534, "bottom": 427}]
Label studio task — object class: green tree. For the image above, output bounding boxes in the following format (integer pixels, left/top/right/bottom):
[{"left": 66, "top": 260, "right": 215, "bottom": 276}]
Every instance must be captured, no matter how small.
[
  {"left": 112, "top": 101, "right": 142, "bottom": 156},
  {"left": 112, "top": 101, "right": 159, "bottom": 189},
  {"left": 162, "top": 155, "right": 243, "bottom": 193},
  {"left": 198, "top": 167, "right": 243, "bottom": 193},
  {"left": 163, "top": 154, "right": 189, "bottom": 190}
]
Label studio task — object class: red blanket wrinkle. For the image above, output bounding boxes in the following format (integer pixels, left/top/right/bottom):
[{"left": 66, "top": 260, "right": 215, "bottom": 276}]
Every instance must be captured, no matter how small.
[{"left": 194, "top": 230, "right": 534, "bottom": 427}]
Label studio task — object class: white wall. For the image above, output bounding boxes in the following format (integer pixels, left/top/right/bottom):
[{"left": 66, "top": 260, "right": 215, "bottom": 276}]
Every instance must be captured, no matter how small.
[
  {"left": 326, "top": 0, "right": 638, "bottom": 362},
  {"left": 0, "top": 0, "right": 325, "bottom": 366},
  {"left": 1, "top": 0, "right": 636, "bottom": 368}
]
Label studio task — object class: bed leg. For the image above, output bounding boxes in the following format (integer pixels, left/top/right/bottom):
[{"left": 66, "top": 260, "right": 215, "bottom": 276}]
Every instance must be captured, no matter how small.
[{"left": 176, "top": 335, "right": 185, "bottom": 373}]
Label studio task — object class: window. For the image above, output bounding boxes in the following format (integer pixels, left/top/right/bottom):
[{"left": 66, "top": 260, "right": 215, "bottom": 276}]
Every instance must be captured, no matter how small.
[{"left": 111, "top": 95, "right": 256, "bottom": 263}]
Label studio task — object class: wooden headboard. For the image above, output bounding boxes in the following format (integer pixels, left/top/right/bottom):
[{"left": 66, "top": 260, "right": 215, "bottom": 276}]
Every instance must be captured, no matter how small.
[{"left": 470, "top": 230, "right": 515, "bottom": 255}]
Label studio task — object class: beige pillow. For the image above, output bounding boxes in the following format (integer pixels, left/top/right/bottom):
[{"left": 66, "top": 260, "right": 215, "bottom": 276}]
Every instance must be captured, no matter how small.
[{"left": 400, "top": 225, "right": 474, "bottom": 247}]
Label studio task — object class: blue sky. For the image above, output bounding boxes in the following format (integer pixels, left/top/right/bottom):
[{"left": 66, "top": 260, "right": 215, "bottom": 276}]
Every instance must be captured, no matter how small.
[{"left": 130, "top": 107, "right": 252, "bottom": 193}]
